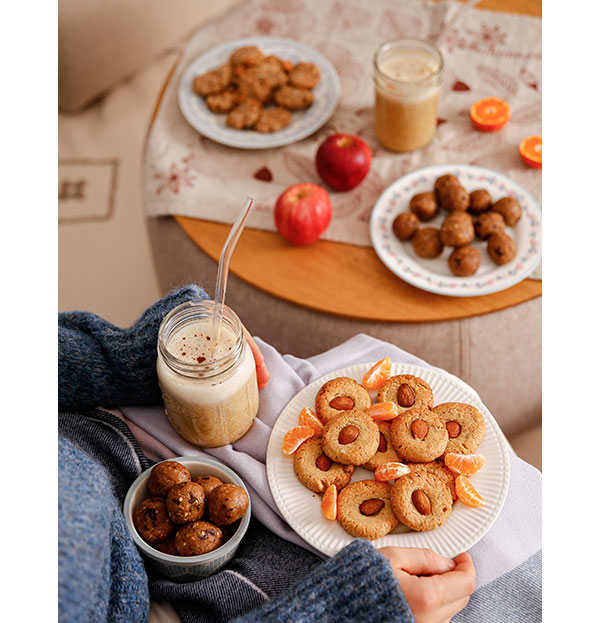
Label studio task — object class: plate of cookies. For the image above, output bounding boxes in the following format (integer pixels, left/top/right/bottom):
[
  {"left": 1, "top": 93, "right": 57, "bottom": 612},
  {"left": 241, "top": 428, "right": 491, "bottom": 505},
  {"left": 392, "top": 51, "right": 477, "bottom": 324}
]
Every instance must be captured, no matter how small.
[
  {"left": 369, "top": 164, "right": 542, "bottom": 296},
  {"left": 178, "top": 37, "right": 341, "bottom": 149},
  {"left": 266, "top": 360, "right": 510, "bottom": 559}
]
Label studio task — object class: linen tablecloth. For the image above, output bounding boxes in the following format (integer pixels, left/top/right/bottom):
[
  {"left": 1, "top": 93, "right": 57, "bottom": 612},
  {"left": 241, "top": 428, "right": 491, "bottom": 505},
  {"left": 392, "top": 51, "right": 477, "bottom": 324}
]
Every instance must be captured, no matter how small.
[
  {"left": 142, "top": 0, "right": 542, "bottom": 250},
  {"left": 121, "top": 333, "right": 541, "bottom": 611}
]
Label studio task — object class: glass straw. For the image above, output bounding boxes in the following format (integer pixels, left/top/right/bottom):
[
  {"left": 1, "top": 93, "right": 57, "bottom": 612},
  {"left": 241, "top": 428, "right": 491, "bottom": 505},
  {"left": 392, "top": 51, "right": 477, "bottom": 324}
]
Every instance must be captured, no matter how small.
[{"left": 212, "top": 195, "right": 255, "bottom": 341}]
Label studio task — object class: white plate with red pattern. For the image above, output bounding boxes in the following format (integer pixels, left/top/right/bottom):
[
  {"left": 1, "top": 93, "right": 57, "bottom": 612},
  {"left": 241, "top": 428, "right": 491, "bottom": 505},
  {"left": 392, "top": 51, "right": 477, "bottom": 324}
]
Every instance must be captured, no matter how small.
[
  {"left": 266, "top": 362, "right": 510, "bottom": 559},
  {"left": 369, "top": 164, "right": 542, "bottom": 297}
]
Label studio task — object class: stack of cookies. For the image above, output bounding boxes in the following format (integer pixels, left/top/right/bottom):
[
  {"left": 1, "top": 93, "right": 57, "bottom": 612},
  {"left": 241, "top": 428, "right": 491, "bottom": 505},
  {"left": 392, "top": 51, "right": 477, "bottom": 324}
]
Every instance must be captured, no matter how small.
[
  {"left": 286, "top": 370, "right": 486, "bottom": 540},
  {"left": 193, "top": 45, "right": 320, "bottom": 133}
]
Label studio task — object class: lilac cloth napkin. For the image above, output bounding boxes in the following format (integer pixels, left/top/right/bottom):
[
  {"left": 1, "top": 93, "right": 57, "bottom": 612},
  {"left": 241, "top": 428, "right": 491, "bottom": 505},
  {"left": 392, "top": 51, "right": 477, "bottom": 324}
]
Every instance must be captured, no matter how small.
[{"left": 122, "top": 333, "right": 541, "bottom": 592}]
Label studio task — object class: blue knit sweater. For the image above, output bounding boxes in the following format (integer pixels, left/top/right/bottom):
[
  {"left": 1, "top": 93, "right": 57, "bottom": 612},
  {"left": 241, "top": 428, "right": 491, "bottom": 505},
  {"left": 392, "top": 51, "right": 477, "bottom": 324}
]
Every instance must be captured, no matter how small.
[{"left": 58, "top": 286, "right": 415, "bottom": 623}]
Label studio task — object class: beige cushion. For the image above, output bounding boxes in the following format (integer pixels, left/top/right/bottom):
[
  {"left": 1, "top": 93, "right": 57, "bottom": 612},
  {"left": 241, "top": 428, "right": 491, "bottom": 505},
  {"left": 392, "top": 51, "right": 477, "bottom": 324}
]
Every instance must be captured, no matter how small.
[{"left": 58, "top": 0, "right": 240, "bottom": 112}]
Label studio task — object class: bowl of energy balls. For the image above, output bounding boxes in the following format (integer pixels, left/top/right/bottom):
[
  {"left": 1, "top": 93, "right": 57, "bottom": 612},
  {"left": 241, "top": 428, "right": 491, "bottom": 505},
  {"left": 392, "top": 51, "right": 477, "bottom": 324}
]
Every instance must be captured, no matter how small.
[{"left": 124, "top": 457, "right": 251, "bottom": 581}]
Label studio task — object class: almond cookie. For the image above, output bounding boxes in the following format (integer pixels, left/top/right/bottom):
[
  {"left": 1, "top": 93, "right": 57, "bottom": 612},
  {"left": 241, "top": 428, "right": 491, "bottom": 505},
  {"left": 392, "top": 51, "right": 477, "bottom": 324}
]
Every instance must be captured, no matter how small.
[
  {"left": 362, "top": 423, "right": 400, "bottom": 471},
  {"left": 255, "top": 107, "right": 291, "bottom": 133},
  {"left": 377, "top": 375, "right": 434, "bottom": 415},
  {"left": 289, "top": 62, "right": 320, "bottom": 89},
  {"left": 322, "top": 410, "right": 379, "bottom": 465},
  {"left": 406, "top": 460, "right": 457, "bottom": 500},
  {"left": 409, "top": 192, "right": 439, "bottom": 222},
  {"left": 193, "top": 64, "right": 232, "bottom": 96},
  {"left": 432, "top": 402, "right": 485, "bottom": 455},
  {"left": 315, "top": 377, "right": 372, "bottom": 423},
  {"left": 273, "top": 85, "right": 314, "bottom": 109},
  {"left": 440, "top": 211, "right": 474, "bottom": 247},
  {"left": 390, "top": 408, "right": 449, "bottom": 462},
  {"left": 294, "top": 437, "right": 354, "bottom": 493},
  {"left": 487, "top": 232, "right": 517, "bottom": 265},
  {"left": 391, "top": 471, "right": 453, "bottom": 531},
  {"left": 337, "top": 480, "right": 398, "bottom": 539},
  {"left": 226, "top": 99, "right": 262, "bottom": 129},
  {"left": 491, "top": 196, "right": 522, "bottom": 226},
  {"left": 412, "top": 227, "right": 444, "bottom": 258}
]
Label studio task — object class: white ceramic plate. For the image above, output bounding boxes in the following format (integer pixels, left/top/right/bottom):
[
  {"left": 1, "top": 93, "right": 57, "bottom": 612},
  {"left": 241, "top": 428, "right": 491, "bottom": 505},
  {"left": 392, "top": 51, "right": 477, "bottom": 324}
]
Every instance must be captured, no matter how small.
[
  {"left": 178, "top": 37, "right": 341, "bottom": 149},
  {"left": 266, "top": 363, "right": 510, "bottom": 559},
  {"left": 369, "top": 164, "right": 542, "bottom": 297}
]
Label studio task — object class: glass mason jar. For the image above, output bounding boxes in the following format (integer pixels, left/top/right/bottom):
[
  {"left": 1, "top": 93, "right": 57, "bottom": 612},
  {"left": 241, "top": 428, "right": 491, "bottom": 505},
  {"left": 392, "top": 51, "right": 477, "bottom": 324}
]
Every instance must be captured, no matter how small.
[
  {"left": 156, "top": 300, "right": 259, "bottom": 448},
  {"left": 373, "top": 39, "right": 444, "bottom": 152}
]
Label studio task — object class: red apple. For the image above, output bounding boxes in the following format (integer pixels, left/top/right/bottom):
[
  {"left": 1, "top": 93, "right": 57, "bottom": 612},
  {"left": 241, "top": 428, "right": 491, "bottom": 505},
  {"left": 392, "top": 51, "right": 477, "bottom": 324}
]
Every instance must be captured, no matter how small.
[
  {"left": 315, "top": 133, "right": 372, "bottom": 191},
  {"left": 274, "top": 183, "right": 332, "bottom": 246}
]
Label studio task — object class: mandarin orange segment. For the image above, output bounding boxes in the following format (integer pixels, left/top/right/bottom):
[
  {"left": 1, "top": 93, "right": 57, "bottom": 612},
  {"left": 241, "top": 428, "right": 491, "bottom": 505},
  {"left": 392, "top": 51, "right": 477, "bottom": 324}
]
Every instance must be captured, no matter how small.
[
  {"left": 282, "top": 426, "right": 314, "bottom": 455},
  {"left": 374, "top": 461, "right": 410, "bottom": 482},
  {"left": 362, "top": 357, "right": 392, "bottom": 390},
  {"left": 321, "top": 484, "right": 337, "bottom": 520},
  {"left": 444, "top": 453, "right": 486, "bottom": 475},
  {"left": 367, "top": 401, "right": 400, "bottom": 421},
  {"left": 519, "top": 135, "right": 542, "bottom": 168},
  {"left": 298, "top": 407, "right": 324, "bottom": 436},
  {"left": 455, "top": 475, "right": 485, "bottom": 507},
  {"left": 469, "top": 97, "right": 511, "bottom": 131}
]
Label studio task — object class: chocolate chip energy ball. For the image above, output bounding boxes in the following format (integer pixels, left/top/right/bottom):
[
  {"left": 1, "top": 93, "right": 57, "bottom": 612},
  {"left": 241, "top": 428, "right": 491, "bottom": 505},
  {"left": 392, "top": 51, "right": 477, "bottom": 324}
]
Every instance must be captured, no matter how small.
[
  {"left": 166, "top": 481, "right": 206, "bottom": 524},
  {"left": 469, "top": 189, "right": 493, "bottom": 215},
  {"left": 439, "top": 185, "right": 470, "bottom": 212},
  {"left": 487, "top": 232, "right": 517, "bottom": 265},
  {"left": 491, "top": 196, "right": 522, "bottom": 226},
  {"left": 393, "top": 212, "right": 420, "bottom": 241},
  {"left": 409, "top": 192, "right": 439, "bottom": 222},
  {"left": 412, "top": 227, "right": 444, "bottom": 259},
  {"left": 448, "top": 246, "right": 481, "bottom": 277},
  {"left": 434, "top": 174, "right": 459, "bottom": 201},
  {"left": 148, "top": 461, "right": 191, "bottom": 497},
  {"left": 207, "top": 484, "right": 250, "bottom": 527},
  {"left": 133, "top": 497, "right": 175, "bottom": 544},
  {"left": 440, "top": 212, "right": 474, "bottom": 247},
  {"left": 175, "top": 520, "right": 223, "bottom": 556},
  {"left": 193, "top": 475, "right": 224, "bottom": 496},
  {"left": 474, "top": 212, "right": 506, "bottom": 240}
]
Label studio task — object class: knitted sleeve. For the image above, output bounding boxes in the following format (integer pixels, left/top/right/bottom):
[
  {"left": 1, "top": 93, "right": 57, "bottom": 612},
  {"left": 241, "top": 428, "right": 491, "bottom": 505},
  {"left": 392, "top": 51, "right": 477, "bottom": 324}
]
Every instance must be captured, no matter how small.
[
  {"left": 58, "top": 284, "right": 209, "bottom": 412},
  {"left": 231, "top": 538, "right": 415, "bottom": 623}
]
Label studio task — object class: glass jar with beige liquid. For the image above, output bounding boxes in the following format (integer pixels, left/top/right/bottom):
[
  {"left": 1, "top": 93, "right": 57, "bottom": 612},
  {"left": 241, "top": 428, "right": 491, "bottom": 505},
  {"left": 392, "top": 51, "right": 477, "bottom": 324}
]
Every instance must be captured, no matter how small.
[
  {"left": 373, "top": 39, "right": 444, "bottom": 152},
  {"left": 157, "top": 301, "right": 259, "bottom": 448}
]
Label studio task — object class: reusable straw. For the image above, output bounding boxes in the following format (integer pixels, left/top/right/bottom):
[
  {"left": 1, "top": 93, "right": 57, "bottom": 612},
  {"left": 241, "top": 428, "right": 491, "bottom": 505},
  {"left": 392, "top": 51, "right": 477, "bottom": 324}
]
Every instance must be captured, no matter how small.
[{"left": 212, "top": 195, "right": 255, "bottom": 341}]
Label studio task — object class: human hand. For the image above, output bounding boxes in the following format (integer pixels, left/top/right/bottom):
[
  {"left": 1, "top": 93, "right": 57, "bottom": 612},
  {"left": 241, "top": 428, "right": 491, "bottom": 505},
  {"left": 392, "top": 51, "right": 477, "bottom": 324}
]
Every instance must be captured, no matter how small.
[
  {"left": 243, "top": 327, "right": 270, "bottom": 389},
  {"left": 379, "top": 547, "right": 475, "bottom": 623}
]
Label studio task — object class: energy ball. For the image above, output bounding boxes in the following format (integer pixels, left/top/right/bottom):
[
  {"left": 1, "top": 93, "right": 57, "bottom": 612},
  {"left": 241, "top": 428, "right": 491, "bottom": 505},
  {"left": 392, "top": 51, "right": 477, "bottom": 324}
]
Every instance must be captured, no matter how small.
[
  {"left": 487, "top": 232, "right": 517, "bottom": 265},
  {"left": 393, "top": 212, "right": 420, "bottom": 241},
  {"left": 175, "top": 520, "right": 223, "bottom": 556},
  {"left": 491, "top": 196, "right": 522, "bottom": 227},
  {"left": 409, "top": 192, "right": 439, "bottom": 222},
  {"left": 148, "top": 461, "right": 191, "bottom": 497},
  {"left": 166, "top": 481, "right": 206, "bottom": 524},
  {"left": 133, "top": 497, "right": 175, "bottom": 544},
  {"left": 207, "top": 484, "right": 250, "bottom": 527},
  {"left": 155, "top": 536, "right": 178, "bottom": 556},
  {"left": 475, "top": 212, "right": 506, "bottom": 240},
  {"left": 412, "top": 227, "right": 444, "bottom": 259},
  {"left": 469, "top": 189, "right": 493, "bottom": 215},
  {"left": 434, "top": 174, "right": 459, "bottom": 200},
  {"left": 193, "top": 475, "right": 224, "bottom": 496},
  {"left": 439, "top": 185, "right": 470, "bottom": 212},
  {"left": 448, "top": 246, "right": 481, "bottom": 276},
  {"left": 440, "top": 212, "right": 474, "bottom": 247}
]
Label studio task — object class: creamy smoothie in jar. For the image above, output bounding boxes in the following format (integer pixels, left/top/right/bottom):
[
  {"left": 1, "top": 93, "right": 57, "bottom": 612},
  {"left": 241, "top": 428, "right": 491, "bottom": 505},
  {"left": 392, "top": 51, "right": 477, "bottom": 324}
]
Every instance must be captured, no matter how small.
[
  {"left": 156, "top": 301, "right": 259, "bottom": 448},
  {"left": 373, "top": 39, "right": 444, "bottom": 152}
]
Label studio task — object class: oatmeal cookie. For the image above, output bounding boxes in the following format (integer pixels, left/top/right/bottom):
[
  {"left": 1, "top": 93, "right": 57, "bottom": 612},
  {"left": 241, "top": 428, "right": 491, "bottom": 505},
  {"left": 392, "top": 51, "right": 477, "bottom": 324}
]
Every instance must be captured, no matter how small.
[
  {"left": 392, "top": 212, "right": 420, "bottom": 241},
  {"left": 289, "top": 62, "right": 320, "bottom": 89},
  {"left": 440, "top": 211, "right": 474, "bottom": 247},
  {"left": 175, "top": 520, "right": 223, "bottom": 556},
  {"left": 255, "top": 107, "right": 291, "bottom": 133},
  {"left": 133, "top": 497, "right": 175, "bottom": 544},
  {"left": 193, "top": 64, "right": 232, "bottom": 96},
  {"left": 432, "top": 402, "right": 485, "bottom": 455},
  {"left": 390, "top": 471, "right": 453, "bottom": 531},
  {"left": 474, "top": 211, "right": 506, "bottom": 240},
  {"left": 337, "top": 480, "right": 398, "bottom": 539},
  {"left": 409, "top": 191, "right": 439, "bottom": 222},
  {"left": 166, "top": 481, "right": 206, "bottom": 524},
  {"left": 206, "top": 89, "right": 238, "bottom": 113},
  {"left": 469, "top": 189, "right": 493, "bottom": 215},
  {"left": 406, "top": 460, "right": 457, "bottom": 500},
  {"left": 273, "top": 85, "right": 314, "bottom": 109},
  {"left": 322, "top": 410, "right": 379, "bottom": 466},
  {"left": 148, "top": 461, "right": 191, "bottom": 497},
  {"left": 491, "top": 196, "right": 522, "bottom": 226},
  {"left": 390, "top": 408, "right": 449, "bottom": 462},
  {"left": 448, "top": 245, "right": 481, "bottom": 277},
  {"left": 226, "top": 99, "right": 262, "bottom": 129},
  {"left": 293, "top": 437, "right": 354, "bottom": 493},
  {"left": 412, "top": 227, "right": 444, "bottom": 258},
  {"left": 487, "top": 232, "right": 517, "bottom": 265},
  {"left": 315, "top": 377, "right": 372, "bottom": 423},
  {"left": 362, "top": 422, "right": 401, "bottom": 471},
  {"left": 377, "top": 375, "right": 434, "bottom": 416}
]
